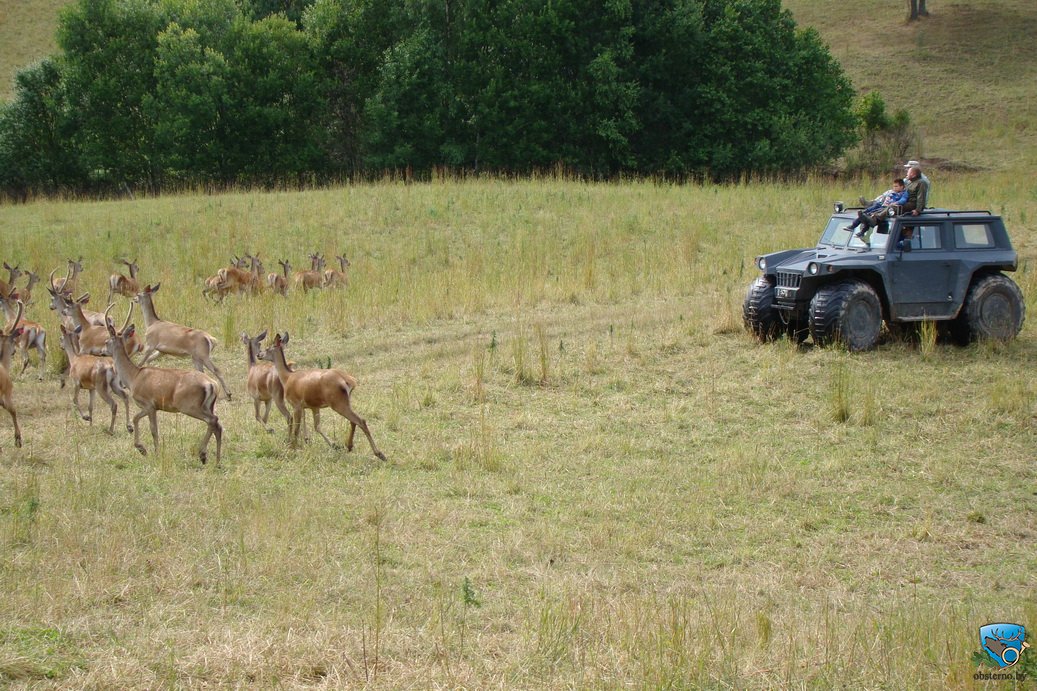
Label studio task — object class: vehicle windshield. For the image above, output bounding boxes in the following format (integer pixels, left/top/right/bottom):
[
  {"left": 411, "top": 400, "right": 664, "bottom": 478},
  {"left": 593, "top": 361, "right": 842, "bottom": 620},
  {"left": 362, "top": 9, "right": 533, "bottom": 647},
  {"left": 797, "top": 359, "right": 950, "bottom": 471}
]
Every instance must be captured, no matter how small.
[{"left": 818, "top": 217, "right": 889, "bottom": 250}]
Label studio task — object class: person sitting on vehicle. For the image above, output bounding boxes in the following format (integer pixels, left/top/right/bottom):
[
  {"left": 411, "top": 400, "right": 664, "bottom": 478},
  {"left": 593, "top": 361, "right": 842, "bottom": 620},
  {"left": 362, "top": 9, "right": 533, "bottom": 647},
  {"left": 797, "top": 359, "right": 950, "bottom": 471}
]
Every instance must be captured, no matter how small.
[
  {"left": 901, "top": 164, "right": 930, "bottom": 217},
  {"left": 849, "top": 178, "right": 908, "bottom": 236}
]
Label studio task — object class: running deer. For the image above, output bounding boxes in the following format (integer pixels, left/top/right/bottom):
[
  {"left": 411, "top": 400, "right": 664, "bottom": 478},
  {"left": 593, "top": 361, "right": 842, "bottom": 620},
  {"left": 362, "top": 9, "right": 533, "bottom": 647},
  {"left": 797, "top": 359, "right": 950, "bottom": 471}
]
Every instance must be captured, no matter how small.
[
  {"left": 59, "top": 324, "right": 131, "bottom": 434},
  {"left": 292, "top": 253, "right": 325, "bottom": 293},
  {"left": 104, "top": 304, "right": 222, "bottom": 464},
  {"left": 267, "top": 260, "right": 290, "bottom": 296},
  {"left": 0, "top": 291, "right": 47, "bottom": 379},
  {"left": 107, "top": 259, "right": 141, "bottom": 303},
  {"left": 323, "top": 255, "right": 351, "bottom": 288},
  {"left": 0, "top": 300, "right": 25, "bottom": 448},
  {"left": 1, "top": 262, "right": 23, "bottom": 298},
  {"left": 134, "top": 283, "right": 232, "bottom": 398},
  {"left": 259, "top": 332, "right": 386, "bottom": 460},
  {"left": 242, "top": 331, "right": 291, "bottom": 431}
]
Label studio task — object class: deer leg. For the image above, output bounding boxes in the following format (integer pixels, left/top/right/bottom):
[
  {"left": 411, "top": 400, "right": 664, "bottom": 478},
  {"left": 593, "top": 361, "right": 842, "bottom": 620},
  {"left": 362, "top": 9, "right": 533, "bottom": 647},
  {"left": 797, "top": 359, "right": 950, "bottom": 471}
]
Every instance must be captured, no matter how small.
[
  {"left": 35, "top": 337, "right": 46, "bottom": 380},
  {"left": 129, "top": 407, "right": 148, "bottom": 454},
  {"left": 95, "top": 379, "right": 117, "bottom": 434},
  {"left": 139, "top": 347, "right": 159, "bottom": 366},
  {"left": 273, "top": 389, "right": 291, "bottom": 428},
  {"left": 147, "top": 411, "right": 159, "bottom": 454},
  {"left": 1, "top": 398, "right": 22, "bottom": 448},
  {"left": 111, "top": 376, "right": 132, "bottom": 433},
  {"left": 333, "top": 399, "right": 387, "bottom": 461},
  {"left": 261, "top": 399, "right": 271, "bottom": 424},
  {"left": 86, "top": 388, "right": 96, "bottom": 425},
  {"left": 196, "top": 357, "right": 231, "bottom": 400},
  {"left": 290, "top": 408, "right": 304, "bottom": 447},
  {"left": 72, "top": 386, "right": 87, "bottom": 421},
  {"left": 252, "top": 398, "right": 263, "bottom": 424},
  {"left": 312, "top": 408, "right": 339, "bottom": 449},
  {"left": 346, "top": 421, "right": 357, "bottom": 452}
]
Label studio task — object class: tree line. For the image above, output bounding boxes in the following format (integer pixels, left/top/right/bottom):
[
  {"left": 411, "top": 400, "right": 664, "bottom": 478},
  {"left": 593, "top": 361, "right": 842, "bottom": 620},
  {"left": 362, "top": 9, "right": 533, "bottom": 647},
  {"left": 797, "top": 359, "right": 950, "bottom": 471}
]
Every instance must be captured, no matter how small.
[{"left": 0, "top": 0, "right": 862, "bottom": 197}]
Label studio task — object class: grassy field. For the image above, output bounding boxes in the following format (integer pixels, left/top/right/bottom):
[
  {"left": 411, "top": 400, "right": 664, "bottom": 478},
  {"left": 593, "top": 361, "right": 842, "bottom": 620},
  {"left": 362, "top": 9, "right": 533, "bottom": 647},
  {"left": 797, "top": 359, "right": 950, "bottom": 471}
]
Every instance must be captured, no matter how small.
[{"left": 0, "top": 175, "right": 1035, "bottom": 687}]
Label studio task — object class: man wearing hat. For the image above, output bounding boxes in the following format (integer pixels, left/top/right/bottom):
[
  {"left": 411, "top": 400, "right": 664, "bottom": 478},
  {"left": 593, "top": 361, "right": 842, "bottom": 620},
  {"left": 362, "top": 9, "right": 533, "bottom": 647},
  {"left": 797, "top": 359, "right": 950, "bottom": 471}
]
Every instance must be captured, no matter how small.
[
  {"left": 903, "top": 159, "right": 931, "bottom": 202},
  {"left": 901, "top": 162, "right": 930, "bottom": 216}
]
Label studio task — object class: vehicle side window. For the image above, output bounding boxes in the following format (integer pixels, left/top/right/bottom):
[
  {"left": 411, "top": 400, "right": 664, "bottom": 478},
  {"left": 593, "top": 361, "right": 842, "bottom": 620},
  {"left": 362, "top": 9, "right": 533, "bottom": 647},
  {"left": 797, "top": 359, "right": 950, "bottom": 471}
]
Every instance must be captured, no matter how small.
[
  {"left": 954, "top": 223, "right": 995, "bottom": 248},
  {"left": 901, "top": 225, "right": 941, "bottom": 250}
]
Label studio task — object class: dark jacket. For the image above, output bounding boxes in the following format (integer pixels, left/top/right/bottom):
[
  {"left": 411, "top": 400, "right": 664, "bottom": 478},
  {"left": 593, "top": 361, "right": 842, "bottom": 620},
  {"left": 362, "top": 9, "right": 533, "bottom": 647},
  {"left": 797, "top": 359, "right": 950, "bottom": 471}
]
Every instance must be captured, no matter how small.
[{"left": 903, "top": 177, "right": 929, "bottom": 213}]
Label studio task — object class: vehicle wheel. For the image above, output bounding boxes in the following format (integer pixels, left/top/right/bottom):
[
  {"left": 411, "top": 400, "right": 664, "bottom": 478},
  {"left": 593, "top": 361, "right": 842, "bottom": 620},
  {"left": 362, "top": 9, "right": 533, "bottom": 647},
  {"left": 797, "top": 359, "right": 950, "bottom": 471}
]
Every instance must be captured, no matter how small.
[
  {"left": 809, "top": 279, "right": 883, "bottom": 351},
  {"left": 952, "top": 274, "right": 1025, "bottom": 344},
  {"left": 743, "top": 276, "right": 781, "bottom": 341}
]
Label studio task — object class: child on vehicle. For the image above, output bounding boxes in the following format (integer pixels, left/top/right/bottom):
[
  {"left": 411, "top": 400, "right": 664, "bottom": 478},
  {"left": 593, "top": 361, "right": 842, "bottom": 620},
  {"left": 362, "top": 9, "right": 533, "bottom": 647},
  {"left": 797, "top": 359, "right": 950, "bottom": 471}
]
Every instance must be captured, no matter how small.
[{"left": 848, "top": 178, "right": 908, "bottom": 235}]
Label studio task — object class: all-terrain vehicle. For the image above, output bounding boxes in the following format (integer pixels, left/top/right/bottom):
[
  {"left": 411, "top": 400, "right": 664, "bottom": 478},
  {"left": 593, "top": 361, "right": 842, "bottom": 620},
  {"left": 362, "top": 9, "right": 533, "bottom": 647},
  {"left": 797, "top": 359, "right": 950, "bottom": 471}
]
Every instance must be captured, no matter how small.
[{"left": 743, "top": 206, "right": 1025, "bottom": 351}]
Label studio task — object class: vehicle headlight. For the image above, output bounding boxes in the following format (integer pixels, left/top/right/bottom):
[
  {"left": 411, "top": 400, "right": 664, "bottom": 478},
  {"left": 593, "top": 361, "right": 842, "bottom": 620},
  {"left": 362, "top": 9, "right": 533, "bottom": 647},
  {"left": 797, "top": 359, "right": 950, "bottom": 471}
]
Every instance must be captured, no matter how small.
[
  {"left": 808, "top": 262, "right": 820, "bottom": 275},
  {"left": 757, "top": 257, "right": 767, "bottom": 270}
]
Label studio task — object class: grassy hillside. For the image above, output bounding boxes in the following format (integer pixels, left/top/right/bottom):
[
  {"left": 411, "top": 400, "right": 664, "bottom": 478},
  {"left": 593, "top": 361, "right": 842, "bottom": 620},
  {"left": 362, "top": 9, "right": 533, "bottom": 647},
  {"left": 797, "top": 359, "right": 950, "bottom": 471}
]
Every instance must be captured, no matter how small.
[
  {"left": 784, "top": 0, "right": 1037, "bottom": 170},
  {"left": 0, "top": 177, "right": 1035, "bottom": 686},
  {"left": 1, "top": 0, "right": 1036, "bottom": 170}
]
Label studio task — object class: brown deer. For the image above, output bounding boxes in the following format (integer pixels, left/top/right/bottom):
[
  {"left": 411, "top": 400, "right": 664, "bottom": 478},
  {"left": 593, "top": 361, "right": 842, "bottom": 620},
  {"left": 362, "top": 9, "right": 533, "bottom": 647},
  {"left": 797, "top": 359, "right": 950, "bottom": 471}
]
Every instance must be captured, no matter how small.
[
  {"left": 134, "top": 284, "right": 232, "bottom": 398},
  {"left": 58, "top": 324, "right": 131, "bottom": 434},
  {"left": 259, "top": 332, "right": 386, "bottom": 460},
  {"left": 104, "top": 304, "right": 222, "bottom": 464},
  {"left": 202, "top": 256, "right": 250, "bottom": 302},
  {"left": 20, "top": 271, "right": 41, "bottom": 305},
  {"left": 323, "top": 255, "right": 351, "bottom": 288},
  {"left": 47, "top": 285, "right": 106, "bottom": 331},
  {"left": 292, "top": 253, "right": 325, "bottom": 293},
  {"left": 0, "top": 300, "right": 25, "bottom": 448},
  {"left": 107, "top": 258, "right": 141, "bottom": 303},
  {"left": 50, "top": 257, "right": 84, "bottom": 295},
  {"left": 242, "top": 331, "right": 291, "bottom": 431},
  {"left": 0, "top": 291, "right": 47, "bottom": 379},
  {"left": 1, "top": 262, "right": 23, "bottom": 298},
  {"left": 59, "top": 291, "right": 144, "bottom": 357},
  {"left": 267, "top": 260, "right": 290, "bottom": 296}
]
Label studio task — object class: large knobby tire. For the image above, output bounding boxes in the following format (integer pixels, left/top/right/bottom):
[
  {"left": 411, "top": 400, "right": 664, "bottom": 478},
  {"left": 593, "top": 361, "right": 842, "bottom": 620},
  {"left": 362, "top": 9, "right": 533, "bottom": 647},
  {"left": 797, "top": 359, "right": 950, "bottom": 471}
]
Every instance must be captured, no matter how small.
[
  {"left": 953, "top": 274, "right": 1025, "bottom": 344},
  {"left": 743, "top": 276, "right": 781, "bottom": 341},
  {"left": 809, "top": 279, "right": 883, "bottom": 352}
]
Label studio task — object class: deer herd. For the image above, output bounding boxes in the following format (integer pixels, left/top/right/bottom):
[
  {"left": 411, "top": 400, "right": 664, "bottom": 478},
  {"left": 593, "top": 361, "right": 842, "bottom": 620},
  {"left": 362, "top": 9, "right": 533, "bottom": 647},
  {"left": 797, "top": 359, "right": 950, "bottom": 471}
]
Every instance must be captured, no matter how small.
[
  {"left": 202, "top": 252, "right": 350, "bottom": 302},
  {"left": 0, "top": 254, "right": 386, "bottom": 465}
]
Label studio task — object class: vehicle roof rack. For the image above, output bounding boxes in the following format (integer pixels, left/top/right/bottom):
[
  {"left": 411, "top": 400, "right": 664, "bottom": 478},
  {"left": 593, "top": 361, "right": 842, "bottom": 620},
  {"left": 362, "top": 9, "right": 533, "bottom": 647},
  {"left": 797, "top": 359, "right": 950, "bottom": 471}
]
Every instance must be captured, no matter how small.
[{"left": 917, "top": 209, "right": 993, "bottom": 216}]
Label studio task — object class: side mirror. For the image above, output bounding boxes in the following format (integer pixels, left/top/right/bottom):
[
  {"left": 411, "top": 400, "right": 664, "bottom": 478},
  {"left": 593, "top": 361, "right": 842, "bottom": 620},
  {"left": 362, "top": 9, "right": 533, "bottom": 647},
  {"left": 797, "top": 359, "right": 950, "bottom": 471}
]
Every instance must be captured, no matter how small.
[{"left": 897, "top": 240, "right": 912, "bottom": 253}]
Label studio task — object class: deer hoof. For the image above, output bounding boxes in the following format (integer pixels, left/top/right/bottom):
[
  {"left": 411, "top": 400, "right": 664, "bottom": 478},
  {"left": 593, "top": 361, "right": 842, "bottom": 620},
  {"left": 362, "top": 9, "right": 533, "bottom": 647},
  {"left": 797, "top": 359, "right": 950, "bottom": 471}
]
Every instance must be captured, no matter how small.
[
  {"left": 375, "top": 451, "right": 387, "bottom": 462},
  {"left": 14, "top": 436, "right": 21, "bottom": 448},
  {"left": 82, "top": 414, "right": 91, "bottom": 422},
  {"left": 135, "top": 444, "right": 147, "bottom": 456}
]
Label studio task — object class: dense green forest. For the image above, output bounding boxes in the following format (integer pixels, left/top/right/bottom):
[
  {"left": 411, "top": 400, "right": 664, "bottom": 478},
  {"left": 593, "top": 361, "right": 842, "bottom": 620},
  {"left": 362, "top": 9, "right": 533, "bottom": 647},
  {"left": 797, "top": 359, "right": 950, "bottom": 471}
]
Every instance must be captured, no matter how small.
[{"left": 0, "top": 0, "right": 861, "bottom": 195}]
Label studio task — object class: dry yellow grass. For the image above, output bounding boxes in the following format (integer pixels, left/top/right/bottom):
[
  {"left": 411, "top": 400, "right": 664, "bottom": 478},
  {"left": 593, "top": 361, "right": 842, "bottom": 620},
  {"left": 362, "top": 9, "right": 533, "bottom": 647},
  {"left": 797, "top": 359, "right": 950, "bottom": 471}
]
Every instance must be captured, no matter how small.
[{"left": 0, "top": 175, "right": 1034, "bottom": 686}]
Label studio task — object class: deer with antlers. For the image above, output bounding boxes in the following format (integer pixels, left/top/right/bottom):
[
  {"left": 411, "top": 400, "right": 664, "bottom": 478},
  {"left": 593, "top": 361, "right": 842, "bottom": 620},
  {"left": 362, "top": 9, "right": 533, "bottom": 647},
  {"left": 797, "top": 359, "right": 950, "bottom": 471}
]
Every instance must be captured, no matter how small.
[
  {"left": 1, "top": 262, "right": 23, "bottom": 299},
  {"left": 0, "top": 291, "right": 47, "bottom": 380},
  {"left": 0, "top": 300, "right": 25, "bottom": 448},
  {"left": 259, "top": 332, "right": 386, "bottom": 460},
  {"left": 292, "top": 253, "right": 325, "bottom": 293},
  {"left": 323, "top": 255, "right": 351, "bottom": 288},
  {"left": 107, "top": 259, "right": 141, "bottom": 303},
  {"left": 56, "top": 291, "right": 141, "bottom": 357},
  {"left": 267, "top": 259, "right": 290, "bottom": 296},
  {"left": 104, "top": 304, "right": 222, "bottom": 464},
  {"left": 242, "top": 331, "right": 291, "bottom": 432},
  {"left": 47, "top": 283, "right": 106, "bottom": 331},
  {"left": 59, "top": 324, "right": 131, "bottom": 434},
  {"left": 50, "top": 257, "right": 84, "bottom": 295},
  {"left": 134, "top": 284, "right": 231, "bottom": 398}
]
